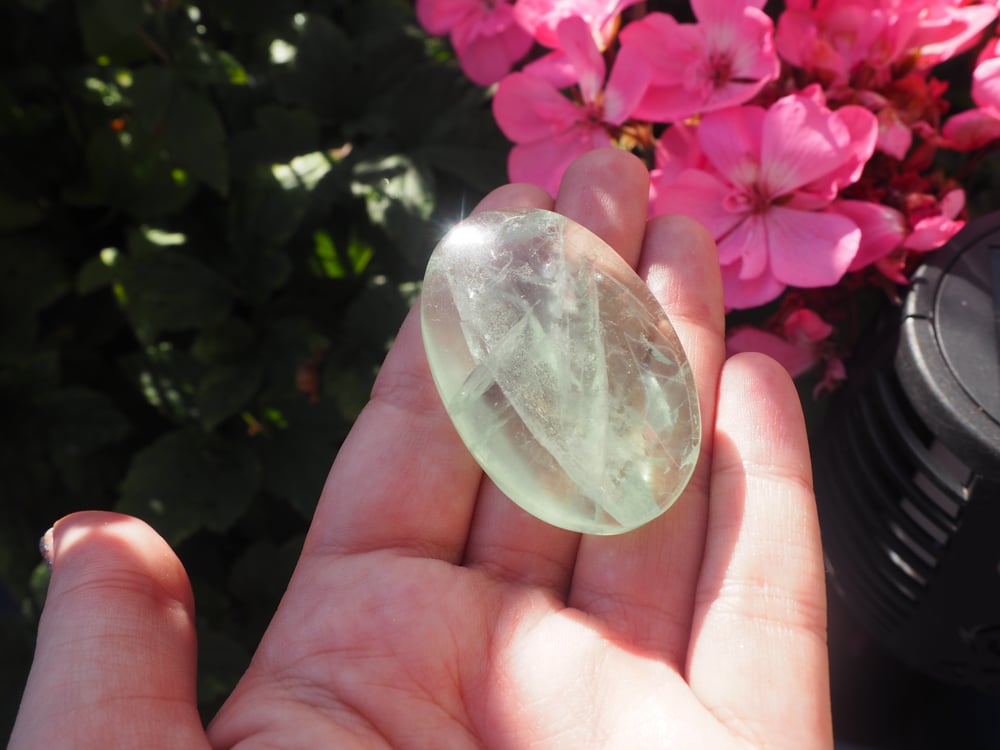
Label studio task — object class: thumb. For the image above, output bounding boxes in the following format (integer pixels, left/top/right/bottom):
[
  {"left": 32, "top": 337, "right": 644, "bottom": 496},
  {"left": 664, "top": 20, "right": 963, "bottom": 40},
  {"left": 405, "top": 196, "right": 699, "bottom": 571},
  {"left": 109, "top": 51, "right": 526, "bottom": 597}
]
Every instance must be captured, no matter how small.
[{"left": 9, "top": 511, "right": 210, "bottom": 750}]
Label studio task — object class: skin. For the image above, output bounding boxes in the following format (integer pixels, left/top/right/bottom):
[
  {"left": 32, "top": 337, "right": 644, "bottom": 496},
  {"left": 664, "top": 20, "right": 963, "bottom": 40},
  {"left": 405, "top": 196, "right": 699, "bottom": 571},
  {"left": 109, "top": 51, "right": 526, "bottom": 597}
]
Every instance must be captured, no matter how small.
[{"left": 10, "top": 149, "right": 832, "bottom": 749}]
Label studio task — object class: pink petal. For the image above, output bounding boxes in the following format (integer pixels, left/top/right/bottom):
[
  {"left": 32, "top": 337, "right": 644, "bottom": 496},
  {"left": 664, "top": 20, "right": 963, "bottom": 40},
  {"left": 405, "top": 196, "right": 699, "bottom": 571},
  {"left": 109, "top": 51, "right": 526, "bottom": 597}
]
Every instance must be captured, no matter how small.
[
  {"left": 910, "top": 4, "right": 997, "bottom": 68},
  {"left": 651, "top": 124, "right": 705, "bottom": 183},
  {"left": 514, "top": 0, "right": 641, "bottom": 49},
  {"left": 619, "top": 13, "right": 699, "bottom": 84},
  {"left": 452, "top": 19, "right": 534, "bottom": 85},
  {"left": 973, "top": 56, "right": 1000, "bottom": 111},
  {"left": 814, "top": 357, "right": 846, "bottom": 398},
  {"left": 699, "top": 6, "right": 780, "bottom": 112},
  {"left": 876, "top": 108, "right": 913, "bottom": 159},
  {"left": 622, "top": 8, "right": 777, "bottom": 119},
  {"left": 720, "top": 261, "right": 786, "bottom": 309},
  {"left": 942, "top": 108, "right": 1000, "bottom": 151},
  {"left": 416, "top": 0, "right": 476, "bottom": 35},
  {"left": 696, "top": 105, "right": 765, "bottom": 188},
  {"left": 555, "top": 16, "right": 605, "bottom": 105},
  {"left": 722, "top": 212, "right": 770, "bottom": 278},
  {"left": 765, "top": 205, "right": 860, "bottom": 287},
  {"left": 903, "top": 215, "right": 965, "bottom": 252},
  {"left": 823, "top": 105, "right": 879, "bottom": 188},
  {"left": 941, "top": 189, "right": 965, "bottom": 220},
  {"left": 693, "top": 0, "right": 768, "bottom": 25},
  {"left": 783, "top": 309, "right": 833, "bottom": 343},
  {"left": 507, "top": 127, "right": 607, "bottom": 196},
  {"left": 522, "top": 51, "right": 578, "bottom": 88},
  {"left": 492, "top": 73, "right": 583, "bottom": 143},
  {"left": 832, "top": 199, "right": 906, "bottom": 271},
  {"left": 726, "top": 326, "right": 820, "bottom": 378},
  {"left": 649, "top": 169, "right": 744, "bottom": 242},
  {"left": 629, "top": 83, "right": 709, "bottom": 124},
  {"left": 761, "top": 96, "right": 875, "bottom": 199},
  {"left": 774, "top": 8, "right": 815, "bottom": 68},
  {"left": 602, "top": 44, "right": 651, "bottom": 125}
]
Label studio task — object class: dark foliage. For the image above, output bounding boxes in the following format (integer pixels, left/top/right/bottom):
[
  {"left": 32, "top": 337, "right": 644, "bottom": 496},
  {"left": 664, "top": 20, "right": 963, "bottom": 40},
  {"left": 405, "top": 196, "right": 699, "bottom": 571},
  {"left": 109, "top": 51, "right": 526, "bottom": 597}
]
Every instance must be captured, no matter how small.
[{"left": 0, "top": 0, "right": 507, "bottom": 735}]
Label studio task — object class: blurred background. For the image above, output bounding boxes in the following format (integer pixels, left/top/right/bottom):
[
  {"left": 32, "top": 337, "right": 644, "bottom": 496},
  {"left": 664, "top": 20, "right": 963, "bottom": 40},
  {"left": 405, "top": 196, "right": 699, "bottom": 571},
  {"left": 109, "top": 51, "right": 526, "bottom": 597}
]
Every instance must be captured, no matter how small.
[{"left": 0, "top": 0, "right": 507, "bottom": 735}]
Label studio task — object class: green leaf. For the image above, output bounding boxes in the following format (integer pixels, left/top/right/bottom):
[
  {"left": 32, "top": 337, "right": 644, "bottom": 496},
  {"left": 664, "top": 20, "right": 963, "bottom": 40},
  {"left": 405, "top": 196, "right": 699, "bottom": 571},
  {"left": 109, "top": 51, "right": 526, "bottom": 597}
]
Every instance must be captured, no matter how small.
[
  {"left": 37, "top": 386, "right": 130, "bottom": 491},
  {"left": 197, "top": 626, "right": 251, "bottom": 709},
  {"left": 416, "top": 144, "right": 507, "bottom": 195},
  {"left": 257, "top": 317, "right": 328, "bottom": 393},
  {"left": 228, "top": 106, "right": 320, "bottom": 178},
  {"left": 39, "top": 386, "right": 130, "bottom": 457},
  {"left": 128, "top": 66, "right": 172, "bottom": 131},
  {"left": 195, "top": 361, "right": 263, "bottom": 430},
  {"left": 273, "top": 14, "right": 352, "bottom": 122},
  {"left": 175, "top": 41, "right": 248, "bottom": 86},
  {"left": 77, "top": 0, "right": 148, "bottom": 63},
  {"left": 119, "top": 341, "right": 203, "bottom": 422},
  {"left": 191, "top": 318, "right": 256, "bottom": 364},
  {"left": 229, "top": 167, "right": 308, "bottom": 250},
  {"left": 85, "top": 128, "right": 197, "bottom": 218},
  {"left": 352, "top": 154, "right": 434, "bottom": 224},
  {"left": 228, "top": 535, "right": 302, "bottom": 617},
  {"left": 324, "top": 367, "right": 372, "bottom": 422},
  {"left": 76, "top": 246, "right": 122, "bottom": 294},
  {"left": 118, "top": 249, "right": 234, "bottom": 335},
  {"left": 205, "top": 0, "right": 297, "bottom": 33},
  {"left": 257, "top": 397, "right": 346, "bottom": 518},
  {"left": 0, "top": 193, "right": 43, "bottom": 231},
  {"left": 0, "top": 237, "right": 69, "bottom": 315},
  {"left": 118, "top": 428, "right": 261, "bottom": 545},
  {"left": 95, "top": 0, "right": 146, "bottom": 36},
  {"left": 350, "top": 153, "right": 436, "bottom": 260},
  {"left": 340, "top": 277, "right": 411, "bottom": 356},
  {"left": 310, "top": 229, "right": 372, "bottom": 279},
  {"left": 0, "top": 238, "right": 69, "bottom": 361},
  {"left": 163, "top": 87, "right": 229, "bottom": 195}
]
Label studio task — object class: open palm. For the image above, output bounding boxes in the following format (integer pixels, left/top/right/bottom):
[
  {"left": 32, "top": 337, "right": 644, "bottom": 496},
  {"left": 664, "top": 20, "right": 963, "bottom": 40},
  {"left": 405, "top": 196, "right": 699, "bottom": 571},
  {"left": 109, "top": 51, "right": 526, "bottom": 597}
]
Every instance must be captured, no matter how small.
[{"left": 11, "top": 150, "right": 832, "bottom": 749}]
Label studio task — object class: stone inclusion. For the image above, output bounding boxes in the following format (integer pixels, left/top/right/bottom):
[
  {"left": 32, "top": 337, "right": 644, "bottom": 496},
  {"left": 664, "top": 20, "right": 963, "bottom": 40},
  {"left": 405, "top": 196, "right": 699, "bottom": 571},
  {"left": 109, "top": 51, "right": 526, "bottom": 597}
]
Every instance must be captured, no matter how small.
[{"left": 421, "top": 209, "right": 701, "bottom": 535}]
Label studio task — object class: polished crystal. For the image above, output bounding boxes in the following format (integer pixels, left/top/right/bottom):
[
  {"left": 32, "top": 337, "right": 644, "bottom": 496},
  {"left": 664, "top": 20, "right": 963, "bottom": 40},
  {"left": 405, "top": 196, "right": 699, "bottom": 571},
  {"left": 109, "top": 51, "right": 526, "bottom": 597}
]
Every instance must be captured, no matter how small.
[{"left": 420, "top": 209, "right": 700, "bottom": 535}]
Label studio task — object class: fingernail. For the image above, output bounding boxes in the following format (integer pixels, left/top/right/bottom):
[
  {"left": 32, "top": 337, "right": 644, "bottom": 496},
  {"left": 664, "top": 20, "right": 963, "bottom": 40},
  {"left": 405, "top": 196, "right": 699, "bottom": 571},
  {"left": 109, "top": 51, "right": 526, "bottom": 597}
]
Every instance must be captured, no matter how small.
[{"left": 39, "top": 527, "right": 54, "bottom": 569}]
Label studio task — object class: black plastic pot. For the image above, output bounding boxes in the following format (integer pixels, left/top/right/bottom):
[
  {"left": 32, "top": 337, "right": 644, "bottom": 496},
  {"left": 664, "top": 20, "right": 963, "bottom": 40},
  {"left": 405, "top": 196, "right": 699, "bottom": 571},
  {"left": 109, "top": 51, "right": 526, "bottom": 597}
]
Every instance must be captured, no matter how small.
[{"left": 815, "top": 212, "right": 1000, "bottom": 691}]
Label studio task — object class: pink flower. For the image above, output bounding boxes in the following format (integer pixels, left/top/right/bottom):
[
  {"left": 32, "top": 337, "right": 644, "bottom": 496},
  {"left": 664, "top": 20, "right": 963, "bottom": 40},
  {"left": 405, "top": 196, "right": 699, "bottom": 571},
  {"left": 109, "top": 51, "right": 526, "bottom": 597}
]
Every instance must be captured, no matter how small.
[
  {"left": 907, "top": 1, "right": 998, "bottom": 68},
  {"left": 833, "top": 199, "right": 907, "bottom": 271},
  {"left": 416, "top": 0, "right": 533, "bottom": 86},
  {"left": 727, "top": 308, "right": 845, "bottom": 394},
  {"left": 651, "top": 92, "right": 878, "bottom": 309},
  {"left": 513, "top": 0, "right": 641, "bottom": 49},
  {"left": 492, "top": 16, "right": 650, "bottom": 196},
  {"left": 777, "top": 1, "right": 997, "bottom": 85},
  {"left": 902, "top": 187, "right": 965, "bottom": 251},
  {"left": 620, "top": 0, "right": 780, "bottom": 123},
  {"left": 648, "top": 123, "right": 707, "bottom": 210},
  {"left": 943, "top": 38, "right": 1000, "bottom": 149}
]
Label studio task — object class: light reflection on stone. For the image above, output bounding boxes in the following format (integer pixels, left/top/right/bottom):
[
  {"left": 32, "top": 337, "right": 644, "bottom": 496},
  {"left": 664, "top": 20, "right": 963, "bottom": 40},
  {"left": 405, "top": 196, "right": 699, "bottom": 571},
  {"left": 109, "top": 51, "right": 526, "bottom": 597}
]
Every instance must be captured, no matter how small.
[{"left": 421, "top": 209, "right": 701, "bottom": 535}]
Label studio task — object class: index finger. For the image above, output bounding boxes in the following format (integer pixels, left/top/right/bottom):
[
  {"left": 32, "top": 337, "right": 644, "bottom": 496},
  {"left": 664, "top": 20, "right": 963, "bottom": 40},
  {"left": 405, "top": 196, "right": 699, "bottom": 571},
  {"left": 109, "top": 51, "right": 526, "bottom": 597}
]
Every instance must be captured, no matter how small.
[{"left": 302, "top": 183, "right": 553, "bottom": 562}]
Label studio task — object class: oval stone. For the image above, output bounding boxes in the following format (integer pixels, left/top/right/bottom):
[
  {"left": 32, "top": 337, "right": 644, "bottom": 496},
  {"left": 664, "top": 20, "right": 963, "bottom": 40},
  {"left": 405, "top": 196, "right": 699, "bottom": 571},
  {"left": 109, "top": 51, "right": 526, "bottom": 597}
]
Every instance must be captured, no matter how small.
[{"left": 420, "top": 209, "right": 701, "bottom": 535}]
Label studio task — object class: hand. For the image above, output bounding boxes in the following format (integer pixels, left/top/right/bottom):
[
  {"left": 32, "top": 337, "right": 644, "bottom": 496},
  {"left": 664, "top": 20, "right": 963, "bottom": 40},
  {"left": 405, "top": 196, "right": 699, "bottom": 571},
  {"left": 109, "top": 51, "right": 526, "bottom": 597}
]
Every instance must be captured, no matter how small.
[{"left": 10, "top": 149, "right": 832, "bottom": 749}]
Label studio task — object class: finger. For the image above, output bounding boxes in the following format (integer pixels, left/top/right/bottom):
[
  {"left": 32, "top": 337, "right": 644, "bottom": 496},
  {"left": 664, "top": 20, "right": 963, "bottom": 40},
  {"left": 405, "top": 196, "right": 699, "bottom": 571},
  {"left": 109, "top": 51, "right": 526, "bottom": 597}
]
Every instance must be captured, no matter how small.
[
  {"left": 463, "top": 149, "right": 650, "bottom": 593},
  {"left": 688, "top": 354, "right": 832, "bottom": 749},
  {"left": 9, "top": 512, "right": 209, "bottom": 750},
  {"left": 305, "top": 183, "right": 554, "bottom": 563},
  {"left": 568, "top": 214, "right": 726, "bottom": 664},
  {"left": 555, "top": 147, "right": 650, "bottom": 263}
]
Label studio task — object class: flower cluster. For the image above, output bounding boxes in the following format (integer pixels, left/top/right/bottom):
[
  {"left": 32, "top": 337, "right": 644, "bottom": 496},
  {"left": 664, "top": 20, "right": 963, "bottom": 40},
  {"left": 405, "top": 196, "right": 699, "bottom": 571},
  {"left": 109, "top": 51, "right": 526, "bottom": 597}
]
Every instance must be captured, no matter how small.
[{"left": 416, "top": 0, "right": 1000, "bottom": 393}]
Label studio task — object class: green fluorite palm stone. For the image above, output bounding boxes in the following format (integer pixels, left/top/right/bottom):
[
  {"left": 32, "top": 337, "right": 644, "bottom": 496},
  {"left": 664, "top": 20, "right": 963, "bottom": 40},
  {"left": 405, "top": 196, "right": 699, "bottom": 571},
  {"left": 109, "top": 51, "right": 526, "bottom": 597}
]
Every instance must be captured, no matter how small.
[{"left": 420, "top": 209, "right": 700, "bottom": 535}]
